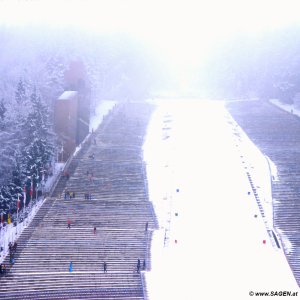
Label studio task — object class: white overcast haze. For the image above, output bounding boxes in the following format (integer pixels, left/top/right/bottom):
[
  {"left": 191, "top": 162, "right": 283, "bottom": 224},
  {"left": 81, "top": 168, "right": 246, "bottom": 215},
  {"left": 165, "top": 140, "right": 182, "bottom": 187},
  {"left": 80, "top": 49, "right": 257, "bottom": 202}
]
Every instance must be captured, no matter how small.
[{"left": 0, "top": 0, "right": 300, "bottom": 72}]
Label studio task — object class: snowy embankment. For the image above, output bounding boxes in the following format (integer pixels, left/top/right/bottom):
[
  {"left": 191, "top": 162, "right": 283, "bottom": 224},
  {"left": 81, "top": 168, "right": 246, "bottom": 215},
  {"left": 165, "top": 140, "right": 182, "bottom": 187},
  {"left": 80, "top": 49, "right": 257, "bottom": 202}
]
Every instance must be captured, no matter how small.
[
  {"left": 143, "top": 99, "right": 298, "bottom": 300},
  {"left": 0, "top": 100, "right": 116, "bottom": 264},
  {"left": 268, "top": 98, "right": 300, "bottom": 254}
]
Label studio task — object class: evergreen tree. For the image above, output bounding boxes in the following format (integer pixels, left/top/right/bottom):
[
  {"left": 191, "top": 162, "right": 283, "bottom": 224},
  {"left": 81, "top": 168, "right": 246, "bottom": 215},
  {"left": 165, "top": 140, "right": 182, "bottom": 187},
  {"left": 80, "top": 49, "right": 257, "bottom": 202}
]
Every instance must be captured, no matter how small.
[
  {"left": 22, "top": 88, "right": 54, "bottom": 189},
  {"left": 0, "top": 98, "right": 6, "bottom": 129},
  {"left": 0, "top": 98, "right": 6, "bottom": 121},
  {"left": 15, "top": 78, "right": 26, "bottom": 105},
  {"left": 10, "top": 148, "right": 24, "bottom": 195},
  {"left": 0, "top": 185, "right": 12, "bottom": 213},
  {"left": 0, "top": 146, "right": 24, "bottom": 214}
]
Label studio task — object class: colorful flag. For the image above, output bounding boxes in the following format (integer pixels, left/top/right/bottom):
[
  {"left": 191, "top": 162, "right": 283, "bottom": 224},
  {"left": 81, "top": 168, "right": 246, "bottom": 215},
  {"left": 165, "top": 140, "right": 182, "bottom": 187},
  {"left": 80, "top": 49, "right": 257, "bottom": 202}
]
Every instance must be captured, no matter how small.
[
  {"left": 7, "top": 214, "right": 11, "bottom": 224},
  {"left": 17, "top": 194, "right": 20, "bottom": 210},
  {"left": 23, "top": 185, "right": 27, "bottom": 207},
  {"left": 0, "top": 213, "right": 3, "bottom": 224}
]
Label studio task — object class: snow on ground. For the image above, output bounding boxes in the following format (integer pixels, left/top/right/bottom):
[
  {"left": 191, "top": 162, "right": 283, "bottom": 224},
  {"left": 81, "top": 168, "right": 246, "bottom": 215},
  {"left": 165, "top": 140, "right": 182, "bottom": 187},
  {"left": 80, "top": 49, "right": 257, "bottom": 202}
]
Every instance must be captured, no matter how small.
[
  {"left": 72, "top": 100, "right": 116, "bottom": 158},
  {"left": 143, "top": 99, "right": 299, "bottom": 300},
  {"left": 89, "top": 100, "right": 116, "bottom": 132},
  {"left": 270, "top": 98, "right": 299, "bottom": 118}
]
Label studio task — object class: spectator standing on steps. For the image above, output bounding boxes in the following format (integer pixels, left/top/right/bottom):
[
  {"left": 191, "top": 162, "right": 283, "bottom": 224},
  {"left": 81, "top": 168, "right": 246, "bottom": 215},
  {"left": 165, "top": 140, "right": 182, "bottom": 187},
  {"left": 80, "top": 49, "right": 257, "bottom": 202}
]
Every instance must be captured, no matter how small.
[
  {"left": 67, "top": 219, "right": 71, "bottom": 229},
  {"left": 137, "top": 259, "right": 141, "bottom": 273},
  {"left": 69, "top": 261, "right": 73, "bottom": 272},
  {"left": 13, "top": 242, "right": 17, "bottom": 253},
  {"left": 3, "top": 263, "right": 6, "bottom": 275},
  {"left": 94, "top": 227, "right": 96, "bottom": 235},
  {"left": 143, "top": 259, "right": 146, "bottom": 270},
  {"left": 1, "top": 263, "right": 6, "bottom": 275},
  {"left": 145, "top": 222, "right": 148, "bottom": 232},
  {"left": 103, "top": 262, "right": 107, "bottom": 273}
]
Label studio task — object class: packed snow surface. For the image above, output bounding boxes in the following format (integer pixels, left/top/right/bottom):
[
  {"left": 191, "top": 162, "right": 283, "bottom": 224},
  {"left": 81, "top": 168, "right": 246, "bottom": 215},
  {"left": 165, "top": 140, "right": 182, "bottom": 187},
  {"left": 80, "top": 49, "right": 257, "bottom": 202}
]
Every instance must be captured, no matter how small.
[{"left": 143, "top": 99, "right": 299, "bottom": 299}]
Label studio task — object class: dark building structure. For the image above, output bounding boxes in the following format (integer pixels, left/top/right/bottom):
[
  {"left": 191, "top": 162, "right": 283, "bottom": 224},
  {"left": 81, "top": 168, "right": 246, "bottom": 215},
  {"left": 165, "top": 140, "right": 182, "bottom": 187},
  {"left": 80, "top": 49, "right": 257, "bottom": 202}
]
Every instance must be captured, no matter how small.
[
  {"left": 54, "top": 60, "right": 91, "bottom": 162},
  {"left": 64, "top": 60, "right": 90, "bottom": 145},
  {"left": 54, "top": 91, "right": 78, "bottom": 162}
]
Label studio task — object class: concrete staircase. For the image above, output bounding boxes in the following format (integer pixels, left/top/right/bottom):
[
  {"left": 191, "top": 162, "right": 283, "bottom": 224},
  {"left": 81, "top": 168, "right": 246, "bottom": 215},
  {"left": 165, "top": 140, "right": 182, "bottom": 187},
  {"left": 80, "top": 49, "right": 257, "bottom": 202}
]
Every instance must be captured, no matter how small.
[{"left": 0, "top": 102, "right": 158, "bottom": 299}]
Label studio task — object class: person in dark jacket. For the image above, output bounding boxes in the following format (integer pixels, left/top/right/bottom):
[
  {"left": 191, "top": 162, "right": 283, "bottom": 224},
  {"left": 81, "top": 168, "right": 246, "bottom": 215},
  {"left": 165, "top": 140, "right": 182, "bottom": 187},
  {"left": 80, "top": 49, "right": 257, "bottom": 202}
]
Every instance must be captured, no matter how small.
[
  {"left": 136, "top": 259, "right": 141, "bottom": 273},
  {"left": 143, "top": 259, "right": 146, "bottom": 270},
  {"left": 1, "top": 263, "right": 6, "bottom": 275},
  {"left": 13, "top": 242, "right": 17, "bottom": 253}
]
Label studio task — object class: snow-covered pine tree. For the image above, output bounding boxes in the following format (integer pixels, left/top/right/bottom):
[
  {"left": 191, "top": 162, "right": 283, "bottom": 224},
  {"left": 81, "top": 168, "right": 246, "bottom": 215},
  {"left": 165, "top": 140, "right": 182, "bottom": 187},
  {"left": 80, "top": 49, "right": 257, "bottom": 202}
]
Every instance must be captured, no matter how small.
[
  {"left": 22, "top": 88, "right": 54, "bottom": 195},
  {"left": 0, "top": 132, "right": 16, "bottom": 187},
  {"left": 0, "top": 98, "right": 6, "bottom": 129},
  {"left": 0, "top": 141, "right": 26, "bottom": 214},
  {"left": 0, "top": 185, "right": 12, "bottom": 213},
  {"left": 13, "top": 77, "right": 30, "bottom": 124},
  {"left": 15, "top": 78, "right": 26, "bottom": 105},
  {"left": 9, "top": 148, "right": 25, "bottom": 208}
]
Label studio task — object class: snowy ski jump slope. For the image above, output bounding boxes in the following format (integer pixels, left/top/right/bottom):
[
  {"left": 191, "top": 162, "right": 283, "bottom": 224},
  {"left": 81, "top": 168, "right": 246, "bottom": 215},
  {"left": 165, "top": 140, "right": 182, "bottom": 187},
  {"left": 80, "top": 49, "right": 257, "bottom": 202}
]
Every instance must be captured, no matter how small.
[{"left": 143, "top": 99, "right": 299, "bottom": 300}]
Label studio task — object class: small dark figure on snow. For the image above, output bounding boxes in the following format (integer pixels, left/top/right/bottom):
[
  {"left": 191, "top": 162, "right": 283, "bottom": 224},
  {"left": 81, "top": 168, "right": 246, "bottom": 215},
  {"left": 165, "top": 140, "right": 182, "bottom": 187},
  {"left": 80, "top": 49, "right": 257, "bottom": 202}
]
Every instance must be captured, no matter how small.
[
  {"left": 1, "top": 263, "right": 6, "bottom": 275},
  {"left": 103, "top": 262, "right": 107, "bottom": 273},
  {"left": 137, "top": 259, "right": 141, "bottom": 273},
  {"left": 65, "top": 191, "right": 70, "bottom": 200},
  {"left": 13, "top": 242, "right": 17, "bottom": 252},
  {"left": 8, "top": 242, "right": 12, "bottom": 252},
  {"left": 64, "top": 171, "right": 70, "bottom": 180},
  {"left": 94, "top": 227, "right": 96, "bottom": 234},
  {"left": 143, "top": 259, "right": 146, "bottom": 270}
]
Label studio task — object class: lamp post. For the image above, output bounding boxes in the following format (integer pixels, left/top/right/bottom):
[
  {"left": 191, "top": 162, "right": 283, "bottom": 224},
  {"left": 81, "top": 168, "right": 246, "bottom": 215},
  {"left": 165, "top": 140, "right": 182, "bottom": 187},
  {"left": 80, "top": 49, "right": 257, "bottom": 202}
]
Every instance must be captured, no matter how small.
[
  {"left": 61, "top": 142, "right": 64, "bottom": 162},
  {"left": 36, "top": 183, "right": 39, "bottom": 202},
  {"left": 16, "top": 193, "right": 21, "bottom": 236},
  {"left": 0, "top": 215, "right": 3, "bottom": 257}
]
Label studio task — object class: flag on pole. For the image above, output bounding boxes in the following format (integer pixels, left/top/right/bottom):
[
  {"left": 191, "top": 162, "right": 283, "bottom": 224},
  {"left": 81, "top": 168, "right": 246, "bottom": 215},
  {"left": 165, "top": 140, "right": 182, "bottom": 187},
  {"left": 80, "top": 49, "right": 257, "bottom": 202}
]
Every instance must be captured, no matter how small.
[
  {"left": 17, "top": 194, "right": 20, "bottom": 210},
  {"left": 7, "top": 213, "right": 11, "bottom": 224},
  {"left": 30, "top": 180, "right": 33, "bottom": 199},
  {"left": 23, "top": 185, "right": 27, "bottom": 207},
  {"left": 0, "top": 213, "right": 3, "bottom": 224}
]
